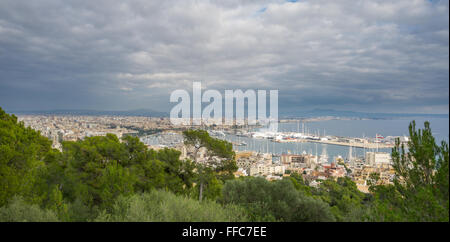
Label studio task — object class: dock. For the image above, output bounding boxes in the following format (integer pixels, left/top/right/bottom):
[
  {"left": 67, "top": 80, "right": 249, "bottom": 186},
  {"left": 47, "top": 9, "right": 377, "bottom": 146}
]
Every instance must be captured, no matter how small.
[{"left": 275, "top": 138, "right": 399, "bottom": 149}]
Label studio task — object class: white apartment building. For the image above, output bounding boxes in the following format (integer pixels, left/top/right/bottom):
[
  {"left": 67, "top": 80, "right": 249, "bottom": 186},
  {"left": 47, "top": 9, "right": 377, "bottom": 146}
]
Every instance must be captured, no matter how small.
[
  {"left": 249, "top": 163, "right": 286, "bottom": 176},
  {"left": 365, "top": 152, "right": 391, "bottom": 166}
]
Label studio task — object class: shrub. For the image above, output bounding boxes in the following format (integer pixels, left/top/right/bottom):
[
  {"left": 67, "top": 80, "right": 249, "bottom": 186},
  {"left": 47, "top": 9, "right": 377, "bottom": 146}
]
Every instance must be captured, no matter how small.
[
  {"left": 221, "top": 177, "right": 335, "bottom": 222},
  {"left": 0, "top": 196, "right": 59, "bottom": 222},
  {"left": 94, "top": 190, "right": 248, "bottom": 222}
]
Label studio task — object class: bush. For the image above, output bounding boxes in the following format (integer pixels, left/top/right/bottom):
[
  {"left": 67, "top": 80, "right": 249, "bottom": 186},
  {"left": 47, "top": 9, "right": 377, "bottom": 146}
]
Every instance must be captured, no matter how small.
[
  {"left": 221, "top": 177, "right": 335, "bottom": 222},
  {"left": 94, "top": 190, "right": 248, "bottom": 222},
  {"left": 0, "top": 196, "right": 59, "bottom": 222}
]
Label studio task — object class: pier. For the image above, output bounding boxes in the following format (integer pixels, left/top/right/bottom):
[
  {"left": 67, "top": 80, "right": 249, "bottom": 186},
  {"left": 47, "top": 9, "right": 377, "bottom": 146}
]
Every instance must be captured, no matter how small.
[{"left": 302, "top": 139, "right": 397, "bottom": 149}]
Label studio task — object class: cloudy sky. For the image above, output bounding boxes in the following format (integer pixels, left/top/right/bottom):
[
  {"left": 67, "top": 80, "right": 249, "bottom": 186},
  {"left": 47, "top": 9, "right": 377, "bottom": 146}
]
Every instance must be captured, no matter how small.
[{"left": 0, "top": 0, "right": 448, "bottom": 114}]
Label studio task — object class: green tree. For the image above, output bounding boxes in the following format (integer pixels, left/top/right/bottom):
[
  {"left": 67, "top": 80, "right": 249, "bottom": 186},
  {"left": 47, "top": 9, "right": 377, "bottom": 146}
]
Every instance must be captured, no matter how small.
[
  {"left": 154, "top": 148, "right": 195, "bottom": 194},
  {"left": 183, "top": 129, "right": 237, "bottom": 201},
  {"left": 313, "top": 177, "right": 368, "bottom": 221},
  {"left": 222, "top": 177, "right": 335, "bottom": 222},
  {"left": 287, "top": 172, "right": 312, "bottom": 196},
  {"left": 98, "top": 161, "right": 137, "bottom": 210},
  {"left": 370, "top": 121, "right": 449, "bottom": 221},
  {"left": 0, "top": 107, "right": 52, "bottom": 206}
]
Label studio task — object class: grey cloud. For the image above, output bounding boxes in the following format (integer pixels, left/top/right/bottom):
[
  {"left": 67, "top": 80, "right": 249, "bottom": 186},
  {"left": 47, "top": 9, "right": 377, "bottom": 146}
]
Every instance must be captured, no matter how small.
[{"left": 0, "top": 0, "right": 448, "bottom": 113}]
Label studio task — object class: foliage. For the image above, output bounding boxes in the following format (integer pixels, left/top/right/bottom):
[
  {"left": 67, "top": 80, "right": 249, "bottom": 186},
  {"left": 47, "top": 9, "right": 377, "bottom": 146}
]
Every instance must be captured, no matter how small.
[
  {"left": 182, "top": 129, "right": 237, "bottom": 201},
  {"left": 94, "top": 189, "right": 248, "bottom": 222},
  {"left": 288, "top": 172, "right": 312, "bottom": 196},
  {"left": 183, "top": 129, "right": 236, "bottom": 178},
  {"left": 0, "top": 196, "right": 59, "bottom": 222},
  {"left": 369, "top": 121, "right": 449, "bottom": 221},
  {"left": 0, "top": 107, "right": 52, "bottom": 206},
  {"left": 313, "top": 177, "right": 369, "bottom": 221},
  {"left": 44, "top": 135, "right": 195, "bottom": 213},
  {"left": 221, "top": 177, "right": 335, "bottom": 222}
]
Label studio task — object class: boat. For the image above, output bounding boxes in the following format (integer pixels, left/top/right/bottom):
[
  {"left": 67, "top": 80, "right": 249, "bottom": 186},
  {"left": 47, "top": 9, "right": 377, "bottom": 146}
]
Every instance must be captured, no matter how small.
[{"left": 237, "top": 142, "right": 247, "bottom": 146}]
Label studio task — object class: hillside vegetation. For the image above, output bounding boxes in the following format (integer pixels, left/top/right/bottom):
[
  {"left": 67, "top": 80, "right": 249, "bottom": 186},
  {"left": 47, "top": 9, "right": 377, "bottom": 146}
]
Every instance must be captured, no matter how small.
[{"left": 0, "top": 107, "right": 448, "bottom": 222}]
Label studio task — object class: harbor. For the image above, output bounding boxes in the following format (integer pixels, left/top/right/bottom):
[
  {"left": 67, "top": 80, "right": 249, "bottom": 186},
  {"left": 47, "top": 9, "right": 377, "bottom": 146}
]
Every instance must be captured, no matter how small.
[{"left": 140, "top": 117, "right": 449, "bottom": 164}]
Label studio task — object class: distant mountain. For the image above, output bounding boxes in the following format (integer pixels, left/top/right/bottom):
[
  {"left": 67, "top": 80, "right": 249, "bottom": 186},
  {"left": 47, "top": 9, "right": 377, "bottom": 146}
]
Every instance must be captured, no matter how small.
[
  {"left": 279, "top": 108, "right": 449, "bottom": 119},
  {"left": 9, "top": 109, "right": 169, "bottom": 117},
  {"left": 8, "top": 108, "right": 448, "bottom": 120}
]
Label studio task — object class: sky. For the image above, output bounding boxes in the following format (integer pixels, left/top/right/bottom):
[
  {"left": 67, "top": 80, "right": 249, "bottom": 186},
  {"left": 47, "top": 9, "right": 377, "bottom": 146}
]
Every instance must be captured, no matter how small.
[{"left": 0, "top": 0, "right": 448, "bottom": 114}]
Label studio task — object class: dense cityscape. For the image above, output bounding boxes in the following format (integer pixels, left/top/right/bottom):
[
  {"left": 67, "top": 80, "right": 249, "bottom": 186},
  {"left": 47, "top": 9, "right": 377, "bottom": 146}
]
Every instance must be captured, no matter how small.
[{"left": 18, "top": 114, "right": 412, "bottom": 194}]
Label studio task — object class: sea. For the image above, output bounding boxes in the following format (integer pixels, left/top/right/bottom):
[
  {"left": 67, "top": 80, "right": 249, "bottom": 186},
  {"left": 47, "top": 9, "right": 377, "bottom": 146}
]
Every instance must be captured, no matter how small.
[
  {"left": 141, "top": 117, "right": 449, "bottom": 163},
  {"left": 226, "top": 117, "right": 449, "bottom": 163}
]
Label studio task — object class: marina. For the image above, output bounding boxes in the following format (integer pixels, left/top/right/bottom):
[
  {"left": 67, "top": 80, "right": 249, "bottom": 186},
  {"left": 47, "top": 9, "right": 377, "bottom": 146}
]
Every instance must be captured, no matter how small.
[{"left": 140, "top": 117, "right": 449, "bottom": 164}]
